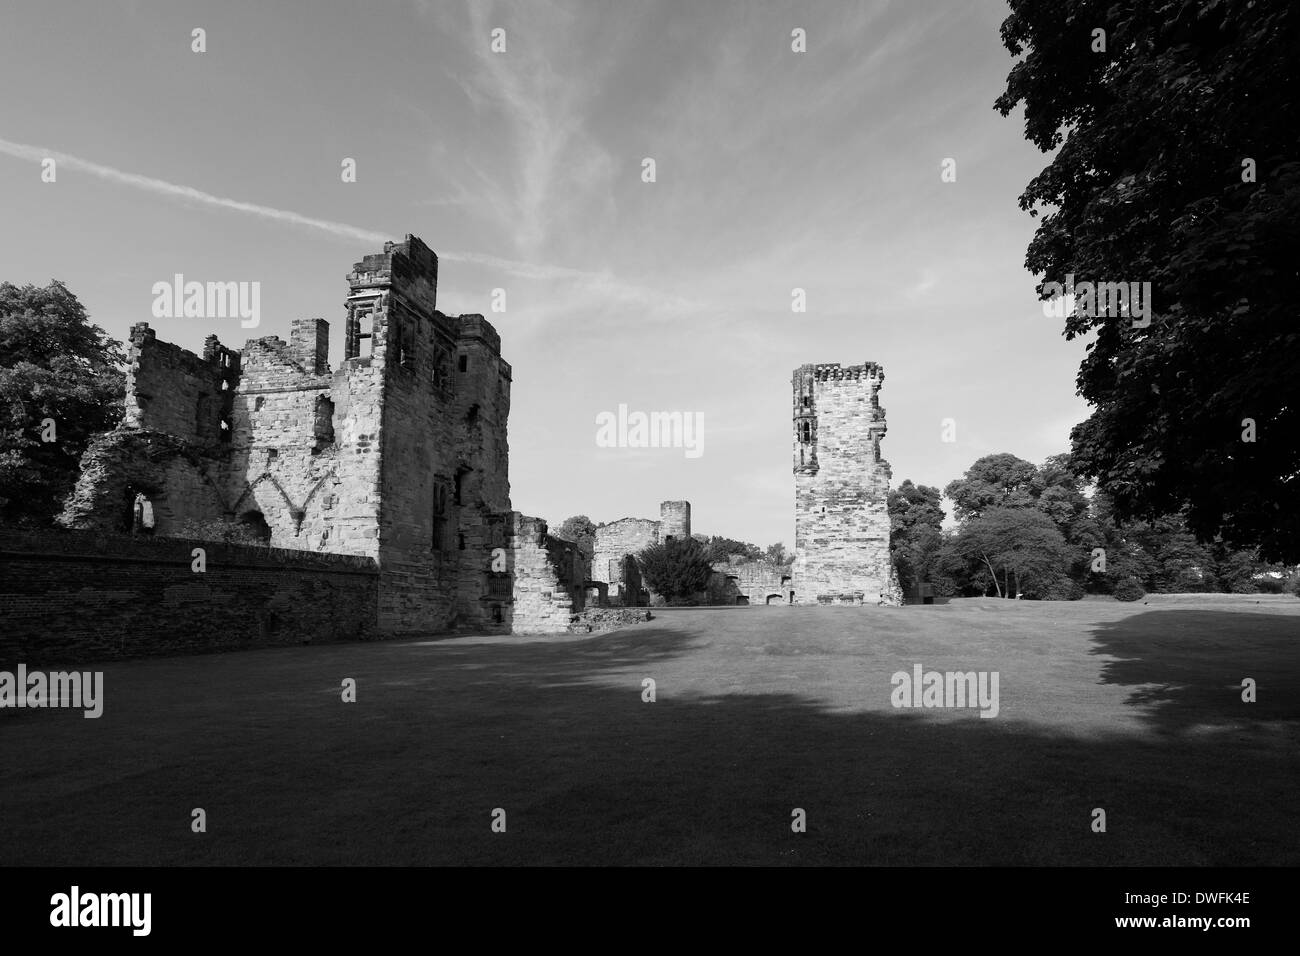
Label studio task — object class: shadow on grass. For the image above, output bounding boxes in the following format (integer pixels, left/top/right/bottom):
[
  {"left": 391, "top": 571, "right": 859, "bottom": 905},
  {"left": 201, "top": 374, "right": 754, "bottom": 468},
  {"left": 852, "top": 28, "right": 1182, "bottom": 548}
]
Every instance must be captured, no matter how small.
[
  {"left": 0, "top": 619, "right": 1295, "bottom": 866},
  {"left": 1087, "top": 610, "right": 1300, "bottom": 733}
]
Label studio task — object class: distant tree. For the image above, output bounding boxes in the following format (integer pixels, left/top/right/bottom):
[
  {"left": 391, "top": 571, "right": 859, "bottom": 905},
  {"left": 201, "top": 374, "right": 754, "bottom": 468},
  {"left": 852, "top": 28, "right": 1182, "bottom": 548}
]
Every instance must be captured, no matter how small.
[
  {"left": 1112, "top": 578, "right": 1146, "bottom": 603},
  {"left": 0, "top": 280, "right": 124, "bottom": 525},
  {"left": 890, "top": 480, "right": 946, "bottom": 535},
  {"left": 1032, "top": 453, "right": 1090, "bottom": 532},
  {"left": 954, "top": 507, "right": 1073, "bottom": 599},
  {"left": 996, "top": 0, "right": 1300, "bottom": 562},
  {"left": 928, "top": 534, "right": 969, "bottom": 597},
  {"left": 1213, "top": 550, "right": 1270, "bottom": 595},
  {"left": 555, "top": 515, "right": 597, "bottom": 556},
  {"left": 1088, "top": 491, "right": 1280, "bottom": 594},
  {"left": 638, "top": 536, "right": 715, "bottom": 602},
  {"left": 700, "top": 535, "right": 763, "bottom": 563},
  {"left": 762, "top": 542, "right": 792, "bottom": 566},
  {"left": 888, "top": 480, "right": 946, "bottom": 594},
  {"left": 944, "top": 453, "right": 1039, "bottom": 522}
]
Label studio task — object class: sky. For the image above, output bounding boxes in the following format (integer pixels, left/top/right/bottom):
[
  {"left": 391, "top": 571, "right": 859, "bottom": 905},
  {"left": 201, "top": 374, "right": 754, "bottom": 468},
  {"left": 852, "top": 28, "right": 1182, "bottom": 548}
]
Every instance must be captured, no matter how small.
[{"left": 0, "top": 0, "right": 1092, "bottom": 547}]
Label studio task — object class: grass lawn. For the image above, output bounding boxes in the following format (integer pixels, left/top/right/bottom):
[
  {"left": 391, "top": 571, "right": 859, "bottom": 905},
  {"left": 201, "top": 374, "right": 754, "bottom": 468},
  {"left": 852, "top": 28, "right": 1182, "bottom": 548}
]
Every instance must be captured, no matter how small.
[{"left": 1, "top": 594, "right": 1296, "bottom": 866}]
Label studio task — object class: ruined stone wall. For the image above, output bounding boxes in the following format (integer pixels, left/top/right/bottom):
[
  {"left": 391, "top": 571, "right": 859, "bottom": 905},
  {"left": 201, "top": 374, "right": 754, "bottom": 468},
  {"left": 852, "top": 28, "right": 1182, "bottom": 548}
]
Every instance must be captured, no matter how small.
[
  {"left": 121, "top": 323, "right": 236, "bottom": 443},
  {"left": 509, "top": 514, "right": 584, "bottom": 632},
  {"left": 59, "top": 324, "right": 240, "bottom": 538},
  {"left": 791, "top": 363, "right": 901, "bottom": 606},
  {"left": 591, "top": 517, "right": 660, "bottom": 594},
  {"left": 449, "top": 313, "right": 513, "bottom": 630},
  {"left": 0, "top": 526, "right": 378, "bottom": 666},
  {"left": 616, "top": 554, "right": 644, "bottom": 606},
  {"left": 711, "top": 558, "right": 794, "bottom": 605},
  {"left": 342, "top": 237, "right": 514, "bottom": 633},
  {"left": 221, "top": 324, "right": 368, "bottom": 556},
  {"left": 55, "top": 233, "right": 593, "bottom": 638},
  {"left": 58, "top": 431, "right": 227, "bottom": 535},
  {"left": 347, "top": 243, "right": 456, "bottom": 632}
]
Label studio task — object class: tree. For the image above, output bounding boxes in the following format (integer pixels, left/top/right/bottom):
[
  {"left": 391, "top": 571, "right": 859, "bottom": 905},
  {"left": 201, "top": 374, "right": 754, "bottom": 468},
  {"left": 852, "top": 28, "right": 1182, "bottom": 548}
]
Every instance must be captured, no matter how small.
[
  {"left": 1088, "top": 490, "right": 1279, "bottom": 594},
  {"left": 638, "top": 536, "right": 715, "bottom": 602},
  {"left": 0, "top": 280, "right": 124, "bottom": 525},
  {"left": 700, "top": 535, "right": 762, "bottom": 563},
  {"left": 1112, "top": 578, "right": 1146, "bottom": 603},
  {"left": 555, "top": 515, "right": 597, "bottom": 556},
  {"left": 944, "top": 453, "right": 1039, "bottom": 522},
  {"left": 764, "top": 542, "right": 793, "bottom": 566},
  {"left": 1213, "top": 549, "right": 1270, "bottom": 595},
  {"left": 954, "top": 507, "right": 1074, "bottom": 599},
  {"left": 888, "top": 480, "right": 946, "bottom": 594},
  {"left": 996, "top": 0, "right": 1300, "bottom": 561}
]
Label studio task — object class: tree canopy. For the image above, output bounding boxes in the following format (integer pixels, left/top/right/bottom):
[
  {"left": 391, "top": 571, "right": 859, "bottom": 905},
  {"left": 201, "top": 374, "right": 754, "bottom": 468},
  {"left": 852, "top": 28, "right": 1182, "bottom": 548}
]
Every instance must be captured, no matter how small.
[
  {"left": 897, "top": 451, "right": 1291, "bottom": 600},
  {"left": 638, "top": 536, "right": 715, "bottom": 602},
  {"left": 995, "top": 0, "right": 1300, "bottom": 562},
  {"left": 0, "top": 280, "right": 124, "bottom": 525},
  {"left": 555, "top": 515, "right": 597, "bottom": 556},
  {"left": 888, "top": 480, "right": 946, "bottom": 595},
  {"left": 699, "top": 535, "right": 763, "bottom": 564}
]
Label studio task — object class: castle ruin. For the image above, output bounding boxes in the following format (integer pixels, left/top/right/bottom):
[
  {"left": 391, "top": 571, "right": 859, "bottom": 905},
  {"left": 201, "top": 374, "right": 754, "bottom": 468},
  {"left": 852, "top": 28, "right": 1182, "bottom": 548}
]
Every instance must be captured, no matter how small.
[
  {"left": 590, "top": 500, "right": 691, "bottom": 604},
  {"left": 57, "top": 235, "right": 588, "bottom": 635},
  {"left": 36, "top": 240, "right": 903, "bottom": 655},
  {"left": 791, "top": 362, "right": 902, "bottom": 606},
  {"left": 590, "top": 500, "right": 795, "bottom": 607}
]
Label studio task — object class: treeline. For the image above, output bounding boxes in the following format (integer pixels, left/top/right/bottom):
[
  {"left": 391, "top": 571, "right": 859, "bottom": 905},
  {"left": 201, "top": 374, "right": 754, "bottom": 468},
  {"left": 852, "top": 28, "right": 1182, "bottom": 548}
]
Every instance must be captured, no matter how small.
[{"left": 892, "top": 453, "right": 1297, "bottom": 602}]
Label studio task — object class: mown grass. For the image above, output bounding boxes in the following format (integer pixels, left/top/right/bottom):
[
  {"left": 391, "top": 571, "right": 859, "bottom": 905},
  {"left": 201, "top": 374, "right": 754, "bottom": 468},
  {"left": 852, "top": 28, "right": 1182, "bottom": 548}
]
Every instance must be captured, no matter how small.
[{"left": 2, "top": 595, "right": 1296, "bottom": 865}]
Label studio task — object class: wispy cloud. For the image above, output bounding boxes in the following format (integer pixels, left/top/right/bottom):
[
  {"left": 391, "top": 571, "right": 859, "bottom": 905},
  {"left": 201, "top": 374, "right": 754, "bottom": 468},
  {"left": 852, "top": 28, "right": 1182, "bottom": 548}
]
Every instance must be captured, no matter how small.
[
  {"left": 0, "top": 136, "right": 669, "bottom": 302},
  {"left": 428, "top": 0, "right": 619, "bottom": 259},
  {"left": 0, "top": 136, "right": 390, "bottom": 245}
]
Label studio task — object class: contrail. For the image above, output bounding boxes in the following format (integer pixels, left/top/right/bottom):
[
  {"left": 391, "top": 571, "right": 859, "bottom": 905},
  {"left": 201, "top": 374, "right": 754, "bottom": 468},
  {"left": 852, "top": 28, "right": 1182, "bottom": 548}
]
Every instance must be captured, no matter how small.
[
  {"left": 0, "top": 137, "right": 390, "bottom": 245},
  {"left": 0, "top": 136, "right": 611, "bottom": 284}
]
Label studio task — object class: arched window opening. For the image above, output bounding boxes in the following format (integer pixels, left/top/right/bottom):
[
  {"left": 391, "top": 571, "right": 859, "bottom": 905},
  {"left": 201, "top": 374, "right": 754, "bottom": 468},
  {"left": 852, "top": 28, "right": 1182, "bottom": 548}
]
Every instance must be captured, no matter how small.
[{"left": 129, "top": 492, "right": 156, "bottom": 535}]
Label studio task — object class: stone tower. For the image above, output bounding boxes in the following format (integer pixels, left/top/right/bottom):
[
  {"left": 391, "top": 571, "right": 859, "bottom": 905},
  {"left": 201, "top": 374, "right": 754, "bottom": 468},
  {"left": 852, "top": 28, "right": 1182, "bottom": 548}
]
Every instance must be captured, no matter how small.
[
  {"left": 791, "top": 362, "right": 902, "bottom": 606},
  {"left": 659, "top": 500, "right": 691, "bottom": 542}
]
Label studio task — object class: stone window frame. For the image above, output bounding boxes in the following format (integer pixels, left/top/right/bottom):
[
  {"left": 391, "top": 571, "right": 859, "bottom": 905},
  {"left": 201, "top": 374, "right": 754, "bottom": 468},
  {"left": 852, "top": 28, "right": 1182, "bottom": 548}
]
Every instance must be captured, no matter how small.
[{"left": 345, "top": 299, "right": 379, "bottom": 361}]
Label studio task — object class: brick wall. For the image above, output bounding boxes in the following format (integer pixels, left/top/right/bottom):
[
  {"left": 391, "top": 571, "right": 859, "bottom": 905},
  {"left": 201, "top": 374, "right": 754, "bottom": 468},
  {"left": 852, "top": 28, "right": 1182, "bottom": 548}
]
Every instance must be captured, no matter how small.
[{"left": 0, "top": 526, "right": 378, "bottom": 666}]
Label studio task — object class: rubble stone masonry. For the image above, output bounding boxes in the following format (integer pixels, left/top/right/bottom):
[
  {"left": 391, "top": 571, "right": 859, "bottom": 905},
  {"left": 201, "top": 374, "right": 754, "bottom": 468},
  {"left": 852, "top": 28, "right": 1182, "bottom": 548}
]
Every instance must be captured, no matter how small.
[
  {"left": 52, "top": 235, "right": 585, "bottom": 641},
  {"left": 590, "top": 500, "right": 692, "bottom": 604},
  {"left": 0, "top": 526, "right": 377, "bottom": 666},
  {"left": 791, "top": 362, "right": 902, "bottom": 606}
]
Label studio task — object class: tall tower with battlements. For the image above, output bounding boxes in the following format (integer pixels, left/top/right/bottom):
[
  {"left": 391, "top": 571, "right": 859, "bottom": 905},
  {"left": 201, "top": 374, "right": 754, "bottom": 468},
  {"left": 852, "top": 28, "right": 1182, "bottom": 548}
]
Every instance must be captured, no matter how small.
[{"left": 791, "top": 362, "right": 901, "bottom": 606}]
